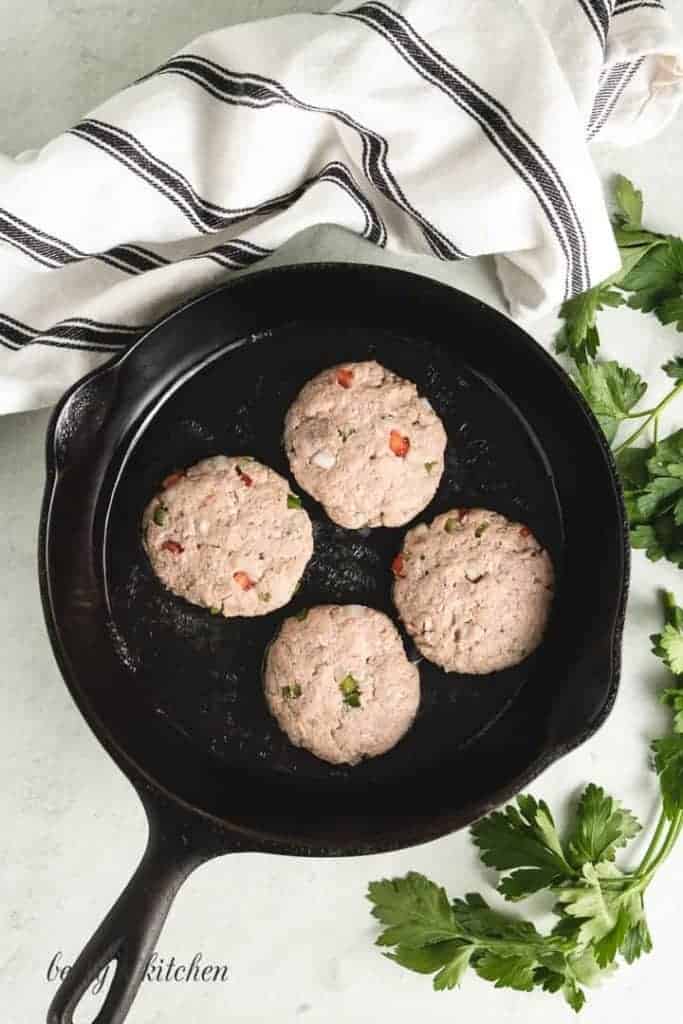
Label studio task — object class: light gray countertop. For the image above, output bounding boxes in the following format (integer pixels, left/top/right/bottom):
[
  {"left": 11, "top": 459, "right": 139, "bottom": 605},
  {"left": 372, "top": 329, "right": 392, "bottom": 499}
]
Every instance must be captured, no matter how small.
[{"left": 2, "top": 3, "right": 683, "bottom": 1023}]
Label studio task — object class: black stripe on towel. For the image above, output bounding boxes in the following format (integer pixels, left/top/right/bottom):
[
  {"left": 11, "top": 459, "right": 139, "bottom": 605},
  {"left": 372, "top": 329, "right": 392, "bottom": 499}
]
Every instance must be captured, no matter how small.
[
  {"left": 69, "top": 120, "right": 386, "bottom": 245},
  {"left": 193, "top": 237, "right": 273, "bottom": 270},
  {"left": 0, "top": 312, "right": 144, "bottom": 353},
  {"left": 0, "top": 206, "right": 168, "bottom": 275},
  {"left": 576, "top": 0, "right": 611, "bottom": 48},
  {"left": 588, "top": 58, "right": 645, "bottom": 139},
  {"left": 588, "top": 63, "right": 627, "bottom": 136},
  {"left": 614, "top": 0, "right": 663, "bottom": 14}
]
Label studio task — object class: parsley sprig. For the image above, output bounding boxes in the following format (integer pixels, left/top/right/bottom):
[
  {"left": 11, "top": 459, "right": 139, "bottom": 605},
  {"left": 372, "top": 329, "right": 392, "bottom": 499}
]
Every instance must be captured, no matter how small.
[
  {"left": 368, "top": 594, "right": 683, "bottom": 1011},
  {"left": 557, "top": 176, "right": 683, "bottom": 568}
]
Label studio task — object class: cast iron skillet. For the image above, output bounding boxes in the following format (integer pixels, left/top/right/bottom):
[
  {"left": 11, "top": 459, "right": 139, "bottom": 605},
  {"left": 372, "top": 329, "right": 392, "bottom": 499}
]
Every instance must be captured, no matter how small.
[{"left": 40, "top": 263, "right": 628, "bottom": 1024}]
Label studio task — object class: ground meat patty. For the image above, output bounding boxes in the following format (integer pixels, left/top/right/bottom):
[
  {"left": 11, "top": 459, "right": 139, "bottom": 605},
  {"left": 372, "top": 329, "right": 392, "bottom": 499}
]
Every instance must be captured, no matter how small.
[
  {"left": 284, "top": 360, "right": 447, "bottom": 529},
  {"left": 142, "top": 456, "right": 313, "bottom": 617},
  {"left": 264, "top": 604, "right": 420, "bottom": 765},
  {"left": 393, "top": 508, "right": 554, "bottom": 674}
]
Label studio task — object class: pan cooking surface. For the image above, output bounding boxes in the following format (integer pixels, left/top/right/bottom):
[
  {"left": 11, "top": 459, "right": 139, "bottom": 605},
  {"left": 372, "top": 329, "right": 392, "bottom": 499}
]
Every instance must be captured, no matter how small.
[{"left": 105, "top": 322, "right": 563, "bottom": 794}]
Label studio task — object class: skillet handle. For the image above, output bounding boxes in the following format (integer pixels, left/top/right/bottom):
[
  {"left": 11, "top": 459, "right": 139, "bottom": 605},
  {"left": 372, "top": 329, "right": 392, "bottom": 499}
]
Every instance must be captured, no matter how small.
[{"left": 46, "top": 807, "right": 216, "bottom": 1024}]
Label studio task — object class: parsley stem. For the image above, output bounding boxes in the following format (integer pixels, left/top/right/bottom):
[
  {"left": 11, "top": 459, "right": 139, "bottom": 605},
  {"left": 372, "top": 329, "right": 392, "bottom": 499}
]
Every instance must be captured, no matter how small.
[
  {"left": 614, "top": 382, "right": 683, "bottom": 454},
  {"left": 636, "top": 809, "right": 669, "bottom": 876},
  {"left": 622, "top": 407, "right": 661, "bottom": 419},
  {"left": 638, "top": 812, "right": 683, "bottom": 887}
]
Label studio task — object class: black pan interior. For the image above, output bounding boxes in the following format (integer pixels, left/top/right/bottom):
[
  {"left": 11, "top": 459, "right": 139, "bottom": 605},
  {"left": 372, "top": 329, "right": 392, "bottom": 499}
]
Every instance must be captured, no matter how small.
[
  {"left": 43, "top": 265, "right": 627, "bottom": 849},
  {"left": 106, "top": 323, "right": 562, "bottom": 786}
]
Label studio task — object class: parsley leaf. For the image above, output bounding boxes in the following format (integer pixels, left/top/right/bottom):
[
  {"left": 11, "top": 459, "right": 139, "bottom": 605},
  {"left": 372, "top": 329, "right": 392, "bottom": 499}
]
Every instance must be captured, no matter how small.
[
  {"left": 657, "top": 296, "right": 683, "bottom": 332},
  {"left": 554, "top": 862, "right": 621, "bottom": 944},
  {"left": 622, "top": 238, "right": 683, "bottom": 316},
  {"left": 646, "top": 429, "right": 683, "bottom": 480},
  {"left": 613, "top": 174, "right": 643, "bottom": 231},
  {"left": 450, "top": 891, "right": 543, "bottom": 943},
  {"left": 620, "top": 433, "right": 683, "bottom": 567},
  {"left": 652, "top": 625, "right": 683, "bottom": 675},
  {"left": 663, "top": 356, "right": 683, "bottom": 381},
  {"left": 474, "top": 951, "right": 537, "bottom": 992},
  {"left": 556, "top": 283, "right": 624, "bottom": 363},
  {"left": 651, "top": 734, "right": 683, "bottom": 820},
  {"left": 612, "top": 225, "right": 666, "bottom": 249},
  {"left": 663, "top": 591, "right": 683, "bottom": 631},
  {"left": 630, "top": 514, "right": 683, "bottom": 567},
  {"left": 635, "top": 476, "right": 683, "bottom": 521},
  {"left": 573, "top": 360, "right": 647, "bottom": 442},
  {"left": 388, "top": 941, "right": 474, "bottom": 990},
  {"left": 611, "top": 175, "right": 664, "bottom": 248},
  {"left": 369, "top": 873, "right": 459, "bottom": 948},
  {"left": 660, "top": 688, "right": 683, "bottom": 732},
  {"left": 566, "top": 784, "right": 641, "bottom": 868},
  {"left": 562, "top": 977, "right": 588, "bottom": 1013},
  {"left": 470, "top": 795, "right": 573, "bottom": 900},
  {"left": 553, "top": 862, "right": 646, "bottom": 967},
  {"left": 593, "top": 903, "right": 637, "bottom": 968},
  {"left": 620, "top": 918, "right": 653, "bottom": 964},
  {"left": 556, "top": 243, "right": 658, "bottom": 363},
  {"left": 616, "top": 445, "right": 651, "bottom": 489}
]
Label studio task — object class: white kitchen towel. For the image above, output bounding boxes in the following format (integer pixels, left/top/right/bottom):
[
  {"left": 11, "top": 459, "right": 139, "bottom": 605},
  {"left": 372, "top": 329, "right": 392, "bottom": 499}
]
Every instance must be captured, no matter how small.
[{"left": 1, "top": 0, "right": 681, "bottom": 414}]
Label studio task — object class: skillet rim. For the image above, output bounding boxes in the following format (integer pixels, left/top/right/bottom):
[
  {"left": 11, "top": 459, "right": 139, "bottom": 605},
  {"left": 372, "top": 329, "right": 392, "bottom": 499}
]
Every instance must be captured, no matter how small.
[{"left": 38, "top": 261, "right": 630, "bottom": 855}]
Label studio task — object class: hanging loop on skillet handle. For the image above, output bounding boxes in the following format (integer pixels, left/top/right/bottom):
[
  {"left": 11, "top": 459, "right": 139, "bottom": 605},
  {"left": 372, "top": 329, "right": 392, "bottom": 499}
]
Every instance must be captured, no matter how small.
[{"left": 46, "top": 796, "right": 233, "bottom": 1024}]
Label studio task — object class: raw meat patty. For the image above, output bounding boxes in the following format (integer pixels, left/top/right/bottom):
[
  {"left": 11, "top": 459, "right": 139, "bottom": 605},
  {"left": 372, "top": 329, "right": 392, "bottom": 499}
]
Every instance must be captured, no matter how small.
[
  {"left": 264, "top": 604, "right": 420, "bottom": 765},
  {"left": 392, "top": 508, "right": 554, "bottom": 674},
  {"left": 143, "top": 456, "right": 313, "bottom": 617},
  {"left": 284, "top": 360, "right": 447, "bottom": 529}
]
